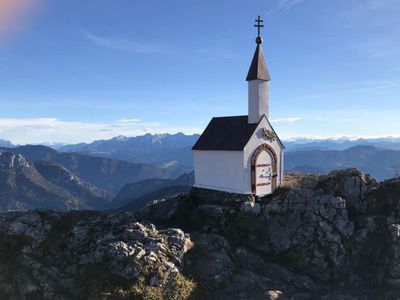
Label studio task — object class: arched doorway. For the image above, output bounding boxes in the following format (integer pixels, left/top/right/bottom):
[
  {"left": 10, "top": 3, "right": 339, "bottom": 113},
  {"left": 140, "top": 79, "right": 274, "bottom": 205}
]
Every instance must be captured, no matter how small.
[{"left": 251, "top": 144, "right": 278, "bottom": 196}]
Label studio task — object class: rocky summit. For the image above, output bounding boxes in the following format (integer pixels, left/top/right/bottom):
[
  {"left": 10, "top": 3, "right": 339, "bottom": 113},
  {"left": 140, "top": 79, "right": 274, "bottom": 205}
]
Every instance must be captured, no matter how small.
[
  {"left": 1, "top": 168, "right": 400, "bottom": 299},
  {"left": 140, "top": 169, "right": 400, "bottom": 299},
  {"left": 0, "top": 210, "right": 194, "bottom": 300}
]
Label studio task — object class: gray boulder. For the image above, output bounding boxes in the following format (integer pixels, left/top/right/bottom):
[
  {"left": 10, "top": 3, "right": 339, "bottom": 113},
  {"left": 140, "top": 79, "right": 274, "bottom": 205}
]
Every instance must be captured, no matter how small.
[{"left": 0, "top": 210, "right": 194, "bottom": 300}]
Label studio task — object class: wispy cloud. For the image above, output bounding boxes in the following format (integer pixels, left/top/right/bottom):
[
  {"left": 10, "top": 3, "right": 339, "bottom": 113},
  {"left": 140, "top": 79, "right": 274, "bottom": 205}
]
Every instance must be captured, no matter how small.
[
  {"left": 277, "top": 0, "right": 305, "bottom": 10},
  {"left": 271, "top": 117, "right": 302, "bottom": 123},
  {"left": 266, "top": 0, "right": 306, "bottom": 15},
  {"left": 83, "top": 30, "right": 171, "bottom": 54},
  {"left": 116, "top": 118, "right": 141, "bottom": 123},
  {"left": 0, "top": 118, "right": 200, "bottom": 144}
]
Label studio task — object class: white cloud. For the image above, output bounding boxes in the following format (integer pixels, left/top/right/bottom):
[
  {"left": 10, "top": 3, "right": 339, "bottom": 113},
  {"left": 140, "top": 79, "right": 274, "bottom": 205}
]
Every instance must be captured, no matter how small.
[
  {"left": 271, "top": 117, "right": 302, "bottom": 123},
  {"left": 277, "top": 0, "right": 305, "bottom": 10},
  {"left": 83, "top": 30, "right": 171, "bottom": 54},
  {"left": 116, "top": 118, "right": 141, "bottom": 123},
  {"left": 0, "top": 118, "right": 201, "bottom": 145},
  {"left": 266, "top": 0, "right": 306, "bottom": 15}
]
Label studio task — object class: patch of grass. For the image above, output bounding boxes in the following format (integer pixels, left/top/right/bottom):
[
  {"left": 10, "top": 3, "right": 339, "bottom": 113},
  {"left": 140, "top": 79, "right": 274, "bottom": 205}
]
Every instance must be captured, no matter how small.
[
  {"left": 165, "top": 274, "right": 197, "bottom": 300},
  {"left": 79, "top": 257, "right": 197, "bottom": 300},
  {"left": 97, "top": 274, "right": 196, "bottom": 300},
  {"left": 77, "top": 263, "right": 130, "bottom": 300},
  {"left": 131, "top": 274, "right": 196, "bottom": 300}
]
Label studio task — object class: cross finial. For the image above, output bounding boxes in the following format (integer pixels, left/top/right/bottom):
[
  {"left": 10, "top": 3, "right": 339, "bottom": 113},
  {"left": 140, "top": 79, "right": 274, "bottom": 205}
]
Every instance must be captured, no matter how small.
[{"left": 254, "top": 16, "right": 264, "bottom": 44}]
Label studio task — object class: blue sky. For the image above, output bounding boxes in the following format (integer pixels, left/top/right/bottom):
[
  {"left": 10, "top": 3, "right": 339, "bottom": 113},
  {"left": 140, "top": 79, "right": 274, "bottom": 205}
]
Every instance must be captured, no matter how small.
[{"left": 0, "top": 0, "right": 399, "bottom": 144}]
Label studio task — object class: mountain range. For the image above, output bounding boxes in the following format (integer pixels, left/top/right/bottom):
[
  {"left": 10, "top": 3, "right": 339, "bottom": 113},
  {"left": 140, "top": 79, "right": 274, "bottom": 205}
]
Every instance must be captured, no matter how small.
[
  {"left": 285, "top": 145, "right": 400, "bottom": 180},
  {"left": 58, "top": 133, "right": 199, "bottom": 167},
  {"left": 284, "top": 137, "right": 400, "bottom": 151},
  {"left": 4, "top": 134, "right": 400, "bottom": 153},
  {"left": 0, "top": 145, "right": 171, "bottom": 193},
  {"left": 115, "top": 172, "right": 194, "bottom": 211},
  {"left": 0, "top": 147, "right": 193, "bottom": 212},
  {"left": 1, "top": 134, "right": 400, "bottom": 212},
  {"left": 0, "top": 150, "right": 111, "bottom": 211},
  {"left": 0, "top": 145, "right": 194, "bottom": 212},
  {"left": 57, "top": 134, "right": 400, "bottom": 160},
  {"left": 54, "top": 134, "right": 400, "bottom": 179},
  {"left": 0, "top": 139, "right": 13, "bottom": 148}
]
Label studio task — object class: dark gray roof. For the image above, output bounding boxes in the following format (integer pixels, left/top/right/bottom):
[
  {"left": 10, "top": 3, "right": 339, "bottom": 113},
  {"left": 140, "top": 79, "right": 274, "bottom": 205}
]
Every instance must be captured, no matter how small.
[
  {"left": 193, "top": 115, "right": 286, "bottom": 151},
  {"left": 192, "top": 116, "right": 258, "bottom": 151},
  {"left": 246, "top": 45, "right": 270, "bottom": 81}
]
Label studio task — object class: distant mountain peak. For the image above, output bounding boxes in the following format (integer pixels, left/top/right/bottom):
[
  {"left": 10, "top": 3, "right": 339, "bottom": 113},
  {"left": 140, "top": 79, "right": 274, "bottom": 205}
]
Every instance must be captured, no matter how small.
[
  {"left": 0, "top": 151, "right": 31, "bottom": 169},
  {"left": 0, "top": 150, "right": 114, "bottom": 211},
  {"left": 57, "top": 132, "right": 200, "bottom": 166},
  {"left": 0, "top": 139, "right": 14, "bottom": 148},
  {"left": 112, "top": 135, "right": 129, "bottom": 142}
]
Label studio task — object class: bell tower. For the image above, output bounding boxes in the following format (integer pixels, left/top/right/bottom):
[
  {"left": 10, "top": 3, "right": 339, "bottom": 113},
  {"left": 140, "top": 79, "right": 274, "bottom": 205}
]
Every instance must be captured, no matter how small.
[{"left": 246, "top": 16, "right": 270, "bottom": 124}]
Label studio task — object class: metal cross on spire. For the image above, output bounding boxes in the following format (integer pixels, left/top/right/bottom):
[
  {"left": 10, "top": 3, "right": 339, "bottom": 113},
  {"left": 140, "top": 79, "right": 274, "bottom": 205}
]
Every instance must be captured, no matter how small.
[
  {"left": 254, "top": 16, "right": 264, "bottom": 45},
  {"left": 254, "top": 16, "right": 264, "bottom": 38}
]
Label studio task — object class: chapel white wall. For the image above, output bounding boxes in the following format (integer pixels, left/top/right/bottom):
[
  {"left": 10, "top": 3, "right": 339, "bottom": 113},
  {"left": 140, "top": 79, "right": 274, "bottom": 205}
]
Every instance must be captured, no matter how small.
[
  {"left": 193, "top": 150, "right": 250, "bottom": 194},
  {"left": 243, "top": 116, "right": 284, "bottom": 192},
  {"left": 248, "top": 80, "right": 269, "bottom": 123}
]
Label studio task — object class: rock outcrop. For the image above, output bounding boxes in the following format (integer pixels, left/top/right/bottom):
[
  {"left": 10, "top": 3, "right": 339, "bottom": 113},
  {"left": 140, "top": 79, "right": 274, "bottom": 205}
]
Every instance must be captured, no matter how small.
[
  {"left": 140, "top": 168, "right": 400, "bottom": 299},
  {"left": 0, "top": 210, "right": 194, "bottom": 299},
  {"left": 2, "top": 168, "right": 400, "bottom": 299}
]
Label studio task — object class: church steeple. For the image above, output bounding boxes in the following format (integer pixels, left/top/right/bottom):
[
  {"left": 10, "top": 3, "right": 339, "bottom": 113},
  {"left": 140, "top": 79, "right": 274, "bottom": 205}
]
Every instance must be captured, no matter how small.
[
  {"left": 246, "top": 44, "right": 270, "bottom": 81},
  {"left": 247, "top": 16, "right": 270, "bottom": 124}
]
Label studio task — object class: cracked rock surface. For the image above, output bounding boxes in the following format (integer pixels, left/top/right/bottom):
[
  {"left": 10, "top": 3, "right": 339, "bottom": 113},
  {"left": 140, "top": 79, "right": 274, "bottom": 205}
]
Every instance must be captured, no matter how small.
[
  {"left": 141, "top": 169, "right": 400, "bottom": 299},
  {"left": 0, "top": 210, "right": 193, "bottom": 299},
  {"left": 2, "top": 169, "right": 400, "bottom": 299}
]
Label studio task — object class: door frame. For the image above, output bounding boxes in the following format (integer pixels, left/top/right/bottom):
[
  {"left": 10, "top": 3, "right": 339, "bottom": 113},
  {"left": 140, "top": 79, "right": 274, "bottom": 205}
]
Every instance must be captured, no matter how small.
[{"left": 251, "top": 144, "right": 278, "bottom": 195}]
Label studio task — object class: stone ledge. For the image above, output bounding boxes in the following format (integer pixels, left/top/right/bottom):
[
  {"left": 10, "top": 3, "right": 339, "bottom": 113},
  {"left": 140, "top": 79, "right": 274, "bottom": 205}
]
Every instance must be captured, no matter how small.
[{"left": 190, "top": 187, "right": 254, "bottom": 205}]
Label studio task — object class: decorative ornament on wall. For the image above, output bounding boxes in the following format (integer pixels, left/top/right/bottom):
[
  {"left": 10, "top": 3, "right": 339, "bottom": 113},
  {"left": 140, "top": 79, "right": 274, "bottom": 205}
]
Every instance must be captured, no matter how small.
[{"left": 262, "top": 128, "right": 277, "bottom": 141}]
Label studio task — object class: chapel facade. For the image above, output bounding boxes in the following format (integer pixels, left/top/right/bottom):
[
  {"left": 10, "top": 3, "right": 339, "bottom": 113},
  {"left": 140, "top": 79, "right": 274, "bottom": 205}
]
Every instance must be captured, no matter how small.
[{"left": 192, "top": 16, "right": 285, "bottom": 196}]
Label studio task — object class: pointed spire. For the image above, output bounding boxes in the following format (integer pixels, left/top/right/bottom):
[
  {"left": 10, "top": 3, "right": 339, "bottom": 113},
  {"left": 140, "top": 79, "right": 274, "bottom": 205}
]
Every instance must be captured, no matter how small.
[
  {"left": 246, "top": 45, "right": 270, "bottom": 81},
  {"left": 246, "top": 16, "right": 270, "bottom": 81}
]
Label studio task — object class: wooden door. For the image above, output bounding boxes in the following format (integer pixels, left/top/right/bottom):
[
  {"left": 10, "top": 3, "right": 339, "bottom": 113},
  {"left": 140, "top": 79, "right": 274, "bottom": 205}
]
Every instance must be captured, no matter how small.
[{"left": 251, "top": 144, "right": 278, "bottom": 196}]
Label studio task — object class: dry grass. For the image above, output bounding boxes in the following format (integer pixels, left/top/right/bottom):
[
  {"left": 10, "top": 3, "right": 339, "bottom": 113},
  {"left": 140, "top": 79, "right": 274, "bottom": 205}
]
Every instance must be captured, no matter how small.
[{"left": 283, "top": 173, "right": 321, "bottom": 190}]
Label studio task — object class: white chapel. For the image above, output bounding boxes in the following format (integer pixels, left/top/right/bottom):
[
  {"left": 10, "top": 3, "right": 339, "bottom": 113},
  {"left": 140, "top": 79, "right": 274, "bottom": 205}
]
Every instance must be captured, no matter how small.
[{"left": 192, "top": 16, "right": 285, "bottom": 196}]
